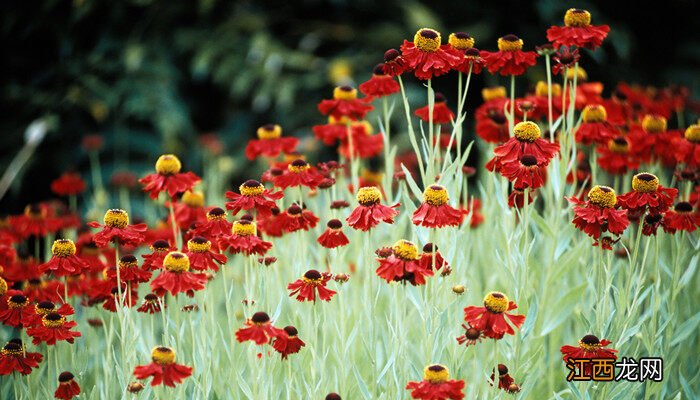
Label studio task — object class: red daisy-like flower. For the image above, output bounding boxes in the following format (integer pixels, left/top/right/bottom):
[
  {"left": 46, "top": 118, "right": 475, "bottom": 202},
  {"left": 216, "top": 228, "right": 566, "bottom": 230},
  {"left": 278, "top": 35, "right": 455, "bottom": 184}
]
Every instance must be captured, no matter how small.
[
  {"left": 617, "top": 173, "right": 678, "bottom": 219},
  {"left": 405, "top": 364, "right": 465, "bottom": 400},
  {"left": 359, "top": 64, "right": 400, "bottom": 98},
  {"left": 318, "top": 86, "right": 374, "bottom": 121},
  {"left": 102, "top": 284, "right": 139, "bottom": 312},
  {"left": 337, "top": 122, "right": 384, "bottom": 160},
  {"left": 54, "top": 371, "right": 81, "bottom": 400},
  {"left": 551, "top": 46, "right": 580, "bottom": 76},
  {"left": 244, "top": 124, "right": 300, "bottom": 160},
  {"left": 475, "top": 94, "right": 515, "bottom": 144},
  {"left": 486, "top": 122, "right": 559, "bottom": 173},
  {"left": 596, "top": 136, "right": 641, "bottom": 176},
  {"left": 141, "top": 240, "right": 175, "bottom": 271},
  {"left": 415, "top": 93, "right": 455, "bottom": 124},
  {"left": 88, "top": 209, "right": 147, "bottom": 247},
  {"left": 256, "top": 207, "right": 285, "bottom": 238},
  {"left": 279, "top": 204, "right": 320, "bottom": 233},
  {"left": 272, "top": 326, "right": 306, "bottom": 360},
  {"left": 446, "top": 32, "right": 485, "bottom": 75},
  {"left": 463, "top": 291, "right": 525, "bottom": 339},
  {"left": 139, "top": 154, "right": 201, "bottom": 199},
  {"left": 25, "top": 301, "right": 74, "bottom": 328},
  {"left": 171, "top": 191, "right": 207, "bottom": 229},
  {"left": 500, "top": 154, "right": 548, "bottom": 190},
  {"left": 566, "top": 185, "right": 630, "bottom": 243},
  {"left": 106, "top": 255, "right": 152, "bottom": 284},
  {"left": 662, "top": 202, "right": 700, "bottom": 233},
  {"left": 0, "top": 339, "right": 43, "bottom": 375},
  {"left": 382, "top": 48, "right": 408, "bottom": 77},
  {"left": 489, "top": 364, "right": 520, "bottom": 393},
  {"left": 185, "top": 236, "right": 227, "bottom": 272},
  {"left": 419, "top": 243, "right": 449, "bottom": 273},
  {"left": 561, "top": 334, "right": 618, "bottom": 376},
  {"left": 137, "top": 293, "right": 164, "bottom": 314},
  {"left": 575, "top": 104, "right": 619, "bottom": 145},
  {"left": 26, "top": 311, "right": 81, "bottom": 345},
  {"left": 0, "top": 292, "right": 34, "bottom": 328},
  {"left": 317, "top": 219, "right": 350, "bottom": 248},
  {"left": 312, "top": 115, "right": 353, "bottom": 146},
  {"left": 273, "top": 159, "right": 324, "bottom": 190},
  {"left": 225, "top": 180, "right": 283, "bottom": 218},
  {"left": 455, "top": 324, "right": 483, "bottom": 348},
  {"left": 376, "top": 240, "right": 434, "bottom": 286},
  {"left": 150, "top": 252, "right": 207, "bottom": 298},
  {"left": 9, "top": 204, "right": 62, "bottom": 239},
  {"left": 626, "top": 115, "right": 681, "bottom": 165},
  {"left": 50, "top": 172, "right": 86, "bottom": 197},
  {"left": 400, "top": 28, "right": 463, "bottom": 80},
  {"left": 675, "top": 124, "right": 700, "bottom": 167},
  {"left": 133, "top": 346, "right": 193, "bottom": 387},
  {"left": 346, "top": 186, "right": 400, "bottom": 231},
  {"left": 191, "top": 207, "right": 232, "bottom": 241},
  {"left": 235, "top": 311, "right": 285, "bottom": 345},
  {"left": 481, "top": 35, "right": 537, "bottom": 76},
  {"left": 38, "top": 239, "right": 88, "bottom": 277},
  {"left": 288, "top": 269, "right": 337, "bottom": 303},
  {"left": 218, "top": 220, "right": 272, "bottom": 256},
  {"left": 546, "top": 9, "right": 610, "bottom": 50},
  {"left": 412, "top": 185, "right": 462, "bottom": 228}
]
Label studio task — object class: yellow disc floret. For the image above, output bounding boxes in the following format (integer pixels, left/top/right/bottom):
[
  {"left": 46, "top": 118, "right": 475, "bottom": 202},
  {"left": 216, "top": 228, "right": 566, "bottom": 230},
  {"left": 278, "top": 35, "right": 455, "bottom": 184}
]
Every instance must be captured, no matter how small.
[
  {"left": 0, "top": 277, "right": 7, "bottom": 297},
  {"left": 483, "top": 291, "right": 509, "bottom": 313},
  {"left": 42, "top": 313, "right": 66, "bottom": 328},
  {"left": 257, "top": 124, "right": 282, "bottom": 140},
  {"left": 564, "top": 9, "right": 591, "bottom": 27},
  {"left": 423, "top": 185, "right": 449, "bottom": 206},
  {"left": 588, "top": 185, "right": 617, "bottom": 208},
  {"left": 151, "top": 346, "right": 176, "bottom": 365},
  {"left": 535, "top": 81, "right": 561, "bottom": 98},
  {"left": 239, "top": 180, "right": 265, "bottom": 196},
  {"left": 414, "top": 28, "right": 441, "bottom": 52},
  {"left": 288, "top": 160, "right": 310, "bottom": 174},
  {"left": 482, "top": 86, "right": 507, "bottom": 102},
  {"left": 513, "top": 121, "right": 541, "bottom": 142},
  {"left": 423, "top": 364, "right": 450, "bottom": 384},
  {"left": 608, "top": 137, "right": 629, "bottom": 153},
  {"left": 155, "top": 154, "right": 182, "bottom": 175},
  {"left": 685, "top": 124, "right": 700, "bottom": 143},
  {"left": 632, "top": 173, "right": 660, "bottom": 193},
  {"left": 163, "top": 252, "right": 190, "bottom": 273},
  {"left": 182, "top": 191, "right": 204, "bottom": 207},
  {"left": 51, "top": 239, "right": 77, "bottom": 257},
  {"left": 392, "top": 240, "right": 419, "bottom": 261},
  {"left": 582, "top": 105, "right": 607, "bottom": 123},
  {"left": 497, "top": 35, "right": 523, "bottom": 52},
  {"left": 187, "top": 237, "right": 211, "bottom": 253},
  {"left": 333, "top": 86, "right": 357, "bottom": 100},
  {"left": 641, "top": 115, "right": 667, "bottom": 133},
  {"left": 566, "top": 66, "right": 588, "bottom": 81},
  {"left": 448, "top": 33, "right": 474, "bottom": 50},
  {"left": 232, "top": 220, "right": 256, "bottom": 236},
  {"left": 356, "top": 186, "right": 382, "bottom": 206},
  {"left": 104, "top": 209, "right": 129, "bottom": 228}
]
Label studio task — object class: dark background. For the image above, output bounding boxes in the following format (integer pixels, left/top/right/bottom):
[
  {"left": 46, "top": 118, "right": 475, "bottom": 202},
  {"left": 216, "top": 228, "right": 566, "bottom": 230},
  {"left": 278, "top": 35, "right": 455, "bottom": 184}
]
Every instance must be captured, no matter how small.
[{"left": 1, "top": 0, "right": 698, "bottom": 213}]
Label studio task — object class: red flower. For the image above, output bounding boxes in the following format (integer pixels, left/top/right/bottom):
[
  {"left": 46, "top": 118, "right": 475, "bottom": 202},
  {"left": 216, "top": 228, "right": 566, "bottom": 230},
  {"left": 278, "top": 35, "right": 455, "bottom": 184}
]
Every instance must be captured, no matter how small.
[
  {"left": 318, "top": 86, "right": 373, "bottom": 121},
  {"left": 489, "top": 364, "right": 520, "bottom": 392},
  {"left": 452, "top": 41, "right": 486, "bottom": 74},
  {"left": 9, "top": 204, "right": 63, "bottom": 239},
  {"left": 313, "top": 116, "right": 352, "bottom": 146},
  {"left": 455, "top": 324, "right": 483, "bottom": 348},
  {"left": 561, "top": 335, "right": 618, "bottom": 377},
  {"left": 185, "top": 236, "right": 227, "bottom": 272},
  {"left": 419, "top": 243, "right": 449, "bottom": 272},
  {"left": 463, "top": 292, "right": 525, "bottom": 339},
  {"left": 0, "top": 339, "right": 43, "bottom": 375},
  {"left": 481, "top": 35, "right": 537, "bottom": 76},
  {"left": 107, "top": 255, "right": 152, "bottom": 284},
  {"left": 235, "top": 311, "right": 285, "bottom": 345},
  {"left": 359, "top": 64, "right": 400, "bottom": 98},
  {"left": 150, "top": 252, "right": 207, "bottom": 297},
  {"left": 376, "top": 240, "right": 433, "bottom": 286},
  {"left": 139, "top": 154, "right": 201, "bottom": 199},
  {"left": 25, "top": 301, "right": 74, "bottom": 328},
  {"left": 566, "top": 185, "right": 630, "bottom": 244},
  {"left": 50, "top": 173, "right": 86, "bottom": 196},
  {"left": 133, "top": 346, "right": 192, "bottom": 387},
  {"left": 475, "top": 97, "right": 514, "bottom": 144},
  {"left": 288, "top": 270, "right": 337, "bottom": 303},
  {"left": 346, "top": 187, "right": 400, "bottom": 231},
  {"left": 337, "top": 122, "right": 384, "bottom": 160},
  {"left": 551, "top": 47, "right": 580, "bottom": 75},
  {"left": 405, "top": 364, "right": 465, "bottom": 400},
  {"left": 596, "top": 136, "right": 641, "bottom": 175},
  {"left": 273, "top": 159, "right": 324, "bottom": 190},
  {"left": 415, "top": 93, "right": 455, "bottom": 124},
  {"left": 617, "top": 173, "right": 678, "bottom": 218},
  {"left": 26, "top": 312, "right": 81, "bottom": 345},
  {"left": 641, "top": 214, "right": 663, "bottom": 236},
  {"left": 662, "top": 202, "right": 700, "bottom": 233},
  {"left": 546, "top": 9, "right": 610, "bottom": 50},
  {"left": 244, "top": 124, "right": 299, "bottom": 160},
  {"left": 38, "top": 239, "right": 88, "bottom": 277},
  {"left": 382, "top": 49, "right": 408, "bottom": 77},
  {"left": 218, "top": 220, "right": 272, "bottom": 256},
  {"left": 626, "top": 115, "right": 681, "bottom": 165},
  {"left": 279, "top": 204, "right": 320, "bottom": 233},
  {"left": 412, "top": 185, "right": 462, "bottom": 228},
  {"left": 317, "top": 219, "right": 350, "bottom": 248},
  {"left": 675, "top": 124, "right": 700, "bottom": 167},
  {"left": 137, "top": 293, "right": 164, "bottom": 314},
  {"left": 54, "top": 371, "right": 80, "bottom": 400},
  {"left": 500, "top": 154, "right": 548, "bottom": 190},
  {"left": 88, "top": 209, "right": 147, "bottom": 247},
  {"left": 400, "top": 28, "right": 463, "bottom": 80},
  {"left": 141, "top": 240, "right": 175, "bottom": 271},
  {"left": 486, "top": 122, "right": 559, "bottom": 173},
  {"left": 191, "top": 207, "right": 232, "bottom": 241},
  {"left": 575, "top": 105, "right": 619, "bottom": 145},
  {"left": 225, "top": 180, "right": 283, "bottom": 218},
  {"left": 257, "top": 207, "right": 285, "bottom": 237},
  {"left": 0, "top": 292, "right": 33, "bottom": 328},
  {"left": 171, "top": 191, "right": 207, "bottom": 229},
  {"left": 272, "top": 326, "right": 306, "bottom": 360}
]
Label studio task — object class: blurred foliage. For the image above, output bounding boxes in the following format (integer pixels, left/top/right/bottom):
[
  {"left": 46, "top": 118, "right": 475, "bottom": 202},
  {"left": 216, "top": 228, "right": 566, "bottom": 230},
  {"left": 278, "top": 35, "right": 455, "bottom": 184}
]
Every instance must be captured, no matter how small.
[{"left": 1, "top": 0, "right": 698, "bottom": 211}]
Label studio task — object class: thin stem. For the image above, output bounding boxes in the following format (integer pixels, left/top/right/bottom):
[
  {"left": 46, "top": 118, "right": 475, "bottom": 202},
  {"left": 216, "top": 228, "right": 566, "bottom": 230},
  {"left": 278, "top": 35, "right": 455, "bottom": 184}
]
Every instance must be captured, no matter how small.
[{"left": 397, "top": 76, "right": 426, "bottom": 183}]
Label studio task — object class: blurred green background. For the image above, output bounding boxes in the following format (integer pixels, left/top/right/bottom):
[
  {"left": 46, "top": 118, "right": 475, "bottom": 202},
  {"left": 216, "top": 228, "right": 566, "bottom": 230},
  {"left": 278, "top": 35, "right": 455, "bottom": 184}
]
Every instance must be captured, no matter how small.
[{"left": 1, "top": 0, "right": 698, "bottom": 212}]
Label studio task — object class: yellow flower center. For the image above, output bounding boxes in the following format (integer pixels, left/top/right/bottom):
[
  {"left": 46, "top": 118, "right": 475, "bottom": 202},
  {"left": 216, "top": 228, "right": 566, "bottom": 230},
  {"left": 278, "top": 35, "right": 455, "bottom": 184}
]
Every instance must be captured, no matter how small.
[
  {"left": 151, "top": 346, "right": 176, "bottom": 365},
  {"left": 632, "top": 173, "right": 660, "bottom": 193},
  {"left": 232, "top": 221, "right": 256, "bottom": 236},
  {"left": 588, "top": 185, "right": 617, "bottom": 208},
  {"left": 333, "top": 86, "right": 358, "bottom": 101},
  {"left": 329, "top": 115, "right": 351, "bottom": 125},
  {"left": 163, "top": 252, "right": 190, "bottom": 273},
  {"left": 582, "top": 105, "right": 607, "bottom": 123},
  {"left": 0, "top": 278, "right": 7, "bottom": 297},
  {"left": 414, "top": 28, "right": 441, "bottom": 52},
  {"left": 257, "top": 124, "right": 282, "bottom": 140},
  {"left": 578, "top": 336, "right": 603, "bottom": 352},
  {"left": 239, "top": 181, "right": 265, "bottom": 197},
  {"left": 207, "top": 208, "right": 227, "bottom": 221},
  {"left": 354, "top": 120, "right": 373, "bottom": 135},
  {"left": 51, "top": 239, "right": 77, "bottom": 257},
  {"left": 608, "top": 137, "right": 629, "bottom": 153},
  {"left": 483, "top": 291, "right": 509, "bottom": 313},
  {"left": 356, "top": 186, "right": 382, "bottom": 206},
  {"left": 482, "top": 86, "right": 507, "bottom": 102},
  {"left": 182, "top": 191, "right": 204, "bottom": 207},
  {"left": 392, "top": 240, "right": 419, "bottom": 261},
  {"left": 423, "top": 185, "right": 449, "bottom": 206},
  {"left": 1, "top": 343, "right": 24, "bottom": 356},
  {"left": 104, "top": 209, "right": 129, "bottom": 228},
  {"left": 497, "top": 36, "right": 523, "bottom": 52},
  {"left": 535, "top": 81, "right": 561, "bottom": 97},
  {"left": 24, "top": 205, "right": 45, "bottom": 218},
  {"left": 565, "top": 8, "right": 591, "bottom": 27},
  {"left": 288, "top": 161, "right": 310, "bottom": 174},
  {"left": 423, "top": 364, "right": 450, "bottom": 384},
  {"left": 448, "top": 33, "right": 474, "bottom": 50},
  {"left": 685, "top": 124, "right": 700, "bottom": 143},
  {"left": 566, "top": 66, "right": 588, "bottom": 81},
  {"left": 155, "top": 154, "right": 182, "bottom": 175},
  {"left": 513, "top": 121, "right": 541, "bottom": 142},
  {"left": 42, "top": 314, "right": 66, "bottom": 328},
  {"left": 187, "top": 238, "right": 211, "bottom": 253},
  {"left": 641, "top": 115, "right": 667, "bottom": 133},
  {"left": 361, "top": 169, "right": 383, "bottom": 185}
]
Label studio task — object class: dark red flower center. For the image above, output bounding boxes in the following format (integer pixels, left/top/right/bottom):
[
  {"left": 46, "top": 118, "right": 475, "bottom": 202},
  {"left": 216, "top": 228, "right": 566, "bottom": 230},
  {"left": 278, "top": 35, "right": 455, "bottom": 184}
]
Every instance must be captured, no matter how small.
[
  {"left": 251, "top": 311, "right": 270, "bottom": 324},
  {"left": 644, "top": 214, "right": 662, "bottom": 224},
  {"left": 284, "top": 326, "right": 298, "bottom": 336},
  {"left": 287, "top": 205, "right": 302, "bottom": 215},
  {"left": 240, "top": 213, "right": 254, "bottom": 221},
  {"left": 243, "top": 179, "right": 262, "bottom": 188},
  {"left": 372, "top": 63, "right": 386, "bottom": 75},
  {"left": 170, "top": 253, "right": 185, "bottom": 259},
  {"left": 327, "top": 219, "right": 343, "bottom": 229},
  {"left": 270, "top": 168, "right": 283, "bottom": 176},
  {"left": 37, "top": 301, "right": 55, "bottom": 311},
  {"left": 422, "top": 243, "right": 437, "bottom": 253},
  {"left": 428, "top": 364, "right": 445, "bottom": 372},
  {"left": 271, "top": 206, "right": 281, "bottom": 215},
  {"left": 191, "top": 236, "right": 208, "bottom": 244},
  {"left": 120, "top": 254, "right": 137, "bottom": 263},
  {"left": 465, "top": 48, "right": 480, "bottom": 57},
  {"left": 290, "top": 159, "right": 308, "bottom": 168},
  {"left": 339, "top": 85, "right": 353, "bottom": 92},
  {"left": 453, "top": 32, "right": 471, "bottom": 39},
  {"left": 675, "top": 202, "right": 693, "bottom": 212},
  {"left": 520, "top": 154, "right": 538, "bottom": 167},
  {"left": 58, "top": 372, "right": 74, "bottom": 382},
  {"left": 152, "top": 240, "right": 170, "bottom": 250},
  {"left": 465, "top": 328, "right": 481, "bottom": 340},
  {"left": 488, "top": 110, "right": 507, "bottom": 124},
  {"left": 498, "top": 364, "right": 509, "bottom": 375},
  {"left": 145, "top": 294, "right": 158, "bottom": 302},
  {"left": 208, "top": 207, "right": 225, "bottom": 217},
  {"left": 501, "top": 34, "right": 519, "bottom": 42},
  {"left": 9, "top": 295, "right": 27, "bottom": 304},
  {"left": 384, "top": 49, "right": 400, "bottom": 62},
  {"left": 580, "top": 334, "right": 600, "bottom": 345},
  {"left": 262, "top": 124, "right": 275, "bottom": 131},
  {"left": 434, "top": 93, "right": 446, "bottom": 103},
  {"left": 419, "top": 29, "right": 438, "bottom": 39},
  {"left": 45, "top": 312, "right": 62, "bottom": 321},
  {"left": 304, "top": 269, "right": 322, "bottom": 280},
  {"left": 325, "top": 394, "right": 342, "bottom": 400},
  {"left": 636, "top": 173, "right": 655, "bottom": 182}
]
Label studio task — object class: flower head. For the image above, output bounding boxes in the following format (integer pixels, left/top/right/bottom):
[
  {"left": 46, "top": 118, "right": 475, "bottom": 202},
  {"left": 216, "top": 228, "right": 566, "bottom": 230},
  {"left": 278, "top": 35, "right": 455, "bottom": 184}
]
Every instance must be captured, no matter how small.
[
  {"left": 288, "top": 269, "right": 337, "bottom": 303},
  {"left": 412, "top": 185, "right": 461, "bottom": 228},
  {"left": 317, "top": 219, "right": 350, "bottom": 248},
  {"left": 235, "top": 311, "right": 286, "bottom": 345},
  {"left": 346, "top": 187, "right": 400, "bottom": 231},
  {"left": 405, "top": 364, "right": 465, "bottom": 400},
  {"left": 400, "top": 28, "right": 463, "bottom": 80},
  {"left": 0, "top": 339, "right": 43, "bottom": 375},
  {"left": 463, "top": 291, "right": 525, "bottom": 339},
  {"left": 149, "top": 252, "right": 208, "bottom": 297},
  {"left": 547, "top": 9, "right": 610, "bottom": 50},
  {"left": 133, "top": 346, "right": 193, "bottom": 387},
  {"left": 272, "top": 326, "right": 306, "bottom": 360},
  {"left": 88, "top": 209, "right": 147, "bottom": 247},
  {"left": 26, "top": 311, "right": 81, "bottom": 345},
  {"left": 54, "top": 371, "right": 80, "bottom": 400},
  {"left": 38, "top": 239, "right": 88, "bottom": 277},
  {"left": 561, "top": 334, "right": 618, "bottom": 377},
  {"left": 139, "top": 154, "right": 201, "bottom": 199},
  {"left": 244, "top": 124, "right": 299, "bottom": 160},
  {"left": 359, "top": 64, "right": 400, "bottom": 98},
  {"left": 481, "top": 35, "right": 537, "bottom": 76}
]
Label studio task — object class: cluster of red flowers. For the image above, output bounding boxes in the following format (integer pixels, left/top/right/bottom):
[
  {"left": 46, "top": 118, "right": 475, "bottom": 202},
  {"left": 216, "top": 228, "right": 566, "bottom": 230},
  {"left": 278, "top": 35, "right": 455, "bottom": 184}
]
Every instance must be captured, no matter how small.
[{"left": 234, "top": 311, "right": 305, "bottom": 360}]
